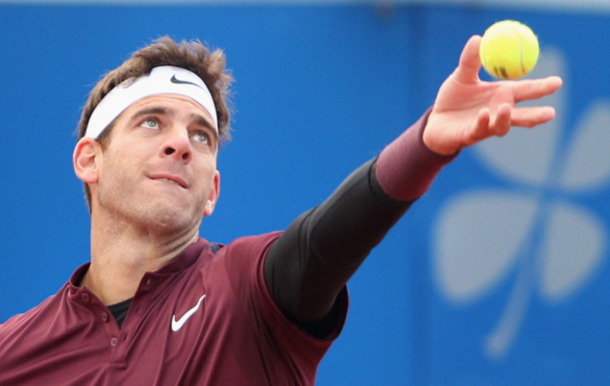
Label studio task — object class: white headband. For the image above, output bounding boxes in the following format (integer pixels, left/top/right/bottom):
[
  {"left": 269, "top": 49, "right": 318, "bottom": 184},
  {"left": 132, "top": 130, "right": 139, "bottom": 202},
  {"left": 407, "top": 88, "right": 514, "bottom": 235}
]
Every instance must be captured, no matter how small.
[{"left": 85, "top": 66, "right": 218, "bottom": 139}]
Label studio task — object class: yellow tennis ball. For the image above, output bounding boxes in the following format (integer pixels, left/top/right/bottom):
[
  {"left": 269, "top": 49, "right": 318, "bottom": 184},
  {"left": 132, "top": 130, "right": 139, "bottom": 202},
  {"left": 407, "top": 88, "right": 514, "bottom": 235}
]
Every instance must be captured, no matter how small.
[{"left": 479, "top": 20, "right": 539, "bottom": 79}]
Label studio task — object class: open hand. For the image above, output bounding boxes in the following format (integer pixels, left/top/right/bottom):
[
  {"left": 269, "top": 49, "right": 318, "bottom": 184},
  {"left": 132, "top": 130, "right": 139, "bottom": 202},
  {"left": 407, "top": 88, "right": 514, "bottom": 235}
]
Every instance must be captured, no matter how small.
[{"left": 423, "top": 35, "right": 563, "bottom": 156}]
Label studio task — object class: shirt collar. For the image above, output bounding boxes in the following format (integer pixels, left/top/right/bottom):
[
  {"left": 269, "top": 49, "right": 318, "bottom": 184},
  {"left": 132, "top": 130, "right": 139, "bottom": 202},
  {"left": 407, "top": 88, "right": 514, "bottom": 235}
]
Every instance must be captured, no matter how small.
[{"left": 68, "top": 238, "right": 210, "bottom": 290}]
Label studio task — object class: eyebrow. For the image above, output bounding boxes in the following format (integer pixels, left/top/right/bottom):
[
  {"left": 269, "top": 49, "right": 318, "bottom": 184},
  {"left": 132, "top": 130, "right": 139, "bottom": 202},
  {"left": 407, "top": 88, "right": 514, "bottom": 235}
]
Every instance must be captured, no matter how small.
[{"left": 131, "top": 105, "right": 219, "bottom": 142}]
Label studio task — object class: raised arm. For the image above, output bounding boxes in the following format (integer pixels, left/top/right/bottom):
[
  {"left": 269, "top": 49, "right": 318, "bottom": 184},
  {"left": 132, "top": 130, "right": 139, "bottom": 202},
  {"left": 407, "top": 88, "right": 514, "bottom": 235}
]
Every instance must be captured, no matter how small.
[{"left": 263, "top": 35, "right": 562, "bottom": 338}]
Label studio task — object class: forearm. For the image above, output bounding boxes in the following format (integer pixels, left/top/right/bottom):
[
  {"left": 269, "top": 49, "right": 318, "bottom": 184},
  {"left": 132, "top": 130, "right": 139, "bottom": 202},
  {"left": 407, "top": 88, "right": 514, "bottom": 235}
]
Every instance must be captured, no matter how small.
[{"left": 376, "top": 108, "right": 458, "bottom": 201}]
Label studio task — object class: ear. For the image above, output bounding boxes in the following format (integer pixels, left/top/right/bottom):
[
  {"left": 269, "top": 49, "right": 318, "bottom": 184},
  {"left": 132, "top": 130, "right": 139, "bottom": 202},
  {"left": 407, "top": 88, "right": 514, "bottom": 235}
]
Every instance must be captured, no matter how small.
[
  {"left": 203, "top": 170, "right": 220, "bottom": 217},
  {"left": 73, "top": 137, "right": 100, "bottom": 184}
]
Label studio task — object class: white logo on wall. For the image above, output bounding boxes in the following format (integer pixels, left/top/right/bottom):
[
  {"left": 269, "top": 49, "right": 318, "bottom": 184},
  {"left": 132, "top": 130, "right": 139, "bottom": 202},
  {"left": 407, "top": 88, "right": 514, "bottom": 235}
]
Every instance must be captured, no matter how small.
[{"left": 432, "top": 48, "right": 610, "bottom": 359}]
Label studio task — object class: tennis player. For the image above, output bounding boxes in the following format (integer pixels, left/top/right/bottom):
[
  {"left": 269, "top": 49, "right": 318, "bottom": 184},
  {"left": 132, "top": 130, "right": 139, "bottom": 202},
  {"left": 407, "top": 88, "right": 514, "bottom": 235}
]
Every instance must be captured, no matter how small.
[{"left": 0, "top": 35, "right": 561, "bottom": 385}]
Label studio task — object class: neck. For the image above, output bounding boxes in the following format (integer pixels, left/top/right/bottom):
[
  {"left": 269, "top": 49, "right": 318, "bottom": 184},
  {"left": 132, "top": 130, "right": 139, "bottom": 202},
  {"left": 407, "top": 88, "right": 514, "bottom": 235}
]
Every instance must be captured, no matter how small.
[{"left": 82, "top": 209, "right": 199, "bottom": 305}]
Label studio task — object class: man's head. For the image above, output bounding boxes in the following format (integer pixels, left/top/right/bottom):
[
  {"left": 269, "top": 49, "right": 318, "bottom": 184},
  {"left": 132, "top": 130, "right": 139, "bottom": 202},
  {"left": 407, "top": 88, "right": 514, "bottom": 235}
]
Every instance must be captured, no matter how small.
[{"left": 75, "top": 36, "right": 233, "bottom": 213}]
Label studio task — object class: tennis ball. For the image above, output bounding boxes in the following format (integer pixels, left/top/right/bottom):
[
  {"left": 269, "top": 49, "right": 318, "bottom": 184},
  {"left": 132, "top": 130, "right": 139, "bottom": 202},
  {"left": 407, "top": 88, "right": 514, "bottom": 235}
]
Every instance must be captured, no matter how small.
[{"left": 479, "top": 20, "right": 539, "bottom": 79}]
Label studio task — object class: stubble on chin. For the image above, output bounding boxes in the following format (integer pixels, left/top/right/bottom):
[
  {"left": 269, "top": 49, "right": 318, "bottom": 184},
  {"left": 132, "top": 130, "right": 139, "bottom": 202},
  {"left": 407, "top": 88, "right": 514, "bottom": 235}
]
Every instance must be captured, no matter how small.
[
  {"left": 143, "top": 204, "right": 199, "bottom": 234},
  {"left": 129, "top": 195, "right": 205, "bottom": 238},
  {"left": 97, "top": 185, "right": 200, "bottom": 239}
]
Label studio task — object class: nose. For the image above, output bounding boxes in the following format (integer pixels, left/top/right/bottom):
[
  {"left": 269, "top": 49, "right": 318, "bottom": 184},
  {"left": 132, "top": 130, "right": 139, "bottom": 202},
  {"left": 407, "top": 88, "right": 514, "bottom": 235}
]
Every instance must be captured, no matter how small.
[{"left": 161, "top": 128, "right": 192, "bottom": 163}]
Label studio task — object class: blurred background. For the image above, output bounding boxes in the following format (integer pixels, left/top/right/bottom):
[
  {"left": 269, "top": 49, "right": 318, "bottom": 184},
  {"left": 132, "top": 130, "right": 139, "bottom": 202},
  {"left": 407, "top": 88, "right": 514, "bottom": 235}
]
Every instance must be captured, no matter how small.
[{"left": 2, "top": 1, "right": 610, "bottom": 385}]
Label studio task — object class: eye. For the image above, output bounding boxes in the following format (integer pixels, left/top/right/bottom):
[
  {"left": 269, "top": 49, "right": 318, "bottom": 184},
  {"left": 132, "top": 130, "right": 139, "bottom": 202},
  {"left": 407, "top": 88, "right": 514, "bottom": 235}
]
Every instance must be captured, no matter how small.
[
  {"left": 192, "top": 131, "right": 210, "bottom": 144},
  {"left": 140, "top": 118, "right": 160, "bottom": 130}
]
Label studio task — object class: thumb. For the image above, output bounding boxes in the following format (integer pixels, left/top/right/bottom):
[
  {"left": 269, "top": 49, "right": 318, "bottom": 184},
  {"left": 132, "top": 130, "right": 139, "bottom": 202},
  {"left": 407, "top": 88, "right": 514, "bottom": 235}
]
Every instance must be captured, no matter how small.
[{"left": 453, "top": 35, "right": 483, "bottom": 83}]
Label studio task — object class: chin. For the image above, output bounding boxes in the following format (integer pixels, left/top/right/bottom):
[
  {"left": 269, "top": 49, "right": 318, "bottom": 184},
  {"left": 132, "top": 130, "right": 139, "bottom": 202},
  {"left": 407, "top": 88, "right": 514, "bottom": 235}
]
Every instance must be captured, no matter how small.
[{"left": 142, "top": 204, "right": 200, "bottom": 234}]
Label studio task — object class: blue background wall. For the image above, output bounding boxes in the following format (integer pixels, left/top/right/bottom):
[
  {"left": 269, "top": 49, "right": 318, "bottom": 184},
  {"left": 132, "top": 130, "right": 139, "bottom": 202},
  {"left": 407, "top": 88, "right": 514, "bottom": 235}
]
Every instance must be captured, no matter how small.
[{"left": 1, "top": 3, "right": 609, "bottom": 385}]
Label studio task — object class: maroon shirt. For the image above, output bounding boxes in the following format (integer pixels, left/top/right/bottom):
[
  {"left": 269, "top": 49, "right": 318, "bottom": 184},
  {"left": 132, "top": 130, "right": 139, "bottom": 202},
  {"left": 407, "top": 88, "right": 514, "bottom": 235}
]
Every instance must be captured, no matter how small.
[
  {"left": 0, "top": 110, "right": 454, "bottom": 386},
  {"left": 0, "top": 233, "right": 346, "bottom": 385}
]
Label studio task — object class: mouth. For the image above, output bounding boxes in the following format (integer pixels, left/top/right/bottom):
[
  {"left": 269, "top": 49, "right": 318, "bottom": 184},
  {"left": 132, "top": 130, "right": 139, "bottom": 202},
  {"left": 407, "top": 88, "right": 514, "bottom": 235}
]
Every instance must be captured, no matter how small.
[{"left": 149, "top": 174, "right": 188, "bottom": 189}]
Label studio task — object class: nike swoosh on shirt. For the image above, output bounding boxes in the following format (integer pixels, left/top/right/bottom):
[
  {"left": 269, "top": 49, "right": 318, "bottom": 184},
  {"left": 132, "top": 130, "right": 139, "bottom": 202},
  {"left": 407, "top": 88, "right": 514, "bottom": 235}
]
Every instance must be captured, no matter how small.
[
  {"left": 170, "top": 74, "right": 204, "bottom": 90},
  {"left": 171, "top": 294, "right": 206, "bottom": 332}
]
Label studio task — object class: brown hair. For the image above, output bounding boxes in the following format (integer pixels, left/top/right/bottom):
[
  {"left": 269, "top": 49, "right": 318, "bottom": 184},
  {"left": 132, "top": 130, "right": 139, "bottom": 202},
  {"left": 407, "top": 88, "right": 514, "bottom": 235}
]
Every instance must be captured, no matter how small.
[{"left": 76, "top": 36, "right": 233, "bottom": 211}]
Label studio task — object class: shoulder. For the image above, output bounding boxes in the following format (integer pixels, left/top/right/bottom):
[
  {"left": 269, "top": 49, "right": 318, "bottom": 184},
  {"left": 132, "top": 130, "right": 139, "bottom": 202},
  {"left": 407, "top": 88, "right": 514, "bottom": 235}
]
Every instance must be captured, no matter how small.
[
  {"left": 191, "top": 232, "right": 281, "bottom": 271},
  {"left": 0, "top": 291, "right": 62, "bottom": 339},
  {"left": 190, "top": 232, "right": 282, "bottom": 280},
  {"left": 224, "top": 232, "right": 283, "bottom": 254},
  {"left": 219, "top": 231, "right": 282, "bottom": 268},
  {"left": 204, "top": 232, "right": 282, "bottom": 296}
]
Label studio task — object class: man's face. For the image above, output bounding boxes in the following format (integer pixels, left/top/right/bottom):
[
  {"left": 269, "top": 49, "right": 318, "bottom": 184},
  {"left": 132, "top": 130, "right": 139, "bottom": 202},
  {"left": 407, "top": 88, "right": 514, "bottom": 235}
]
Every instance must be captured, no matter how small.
[{"left": 89, "top": 94, "right": 220, "bottom": 235}]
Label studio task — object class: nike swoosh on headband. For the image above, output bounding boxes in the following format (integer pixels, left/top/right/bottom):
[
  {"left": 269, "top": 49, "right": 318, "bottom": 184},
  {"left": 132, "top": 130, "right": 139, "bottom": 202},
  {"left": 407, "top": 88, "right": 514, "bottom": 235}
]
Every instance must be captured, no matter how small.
[{"left": 170, "top": 74, "right": 205, "bottom": 90}]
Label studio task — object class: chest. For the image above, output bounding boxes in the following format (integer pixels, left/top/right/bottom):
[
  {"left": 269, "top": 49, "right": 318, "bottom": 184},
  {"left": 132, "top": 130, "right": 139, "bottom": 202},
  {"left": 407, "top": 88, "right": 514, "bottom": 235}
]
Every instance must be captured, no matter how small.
[{"left": 1, "top": 265, "right": 270, "bottom": 386}]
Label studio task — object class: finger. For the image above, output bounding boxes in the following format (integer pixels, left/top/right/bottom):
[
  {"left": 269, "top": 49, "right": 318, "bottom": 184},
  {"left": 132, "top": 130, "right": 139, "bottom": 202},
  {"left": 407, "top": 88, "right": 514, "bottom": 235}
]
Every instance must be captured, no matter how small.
[
  {"left": 515, "top": 106, "right": 556, "bottom": 127},
  {"left": 513, "top": 76, "right": 563, "bottom": 103},
  {"left": 511, "top": 106, "right": 557, "bottom": 128},
  {"left": 491, "top": 103, "right": 512, "bottom": 136},
  {"left": 453, "top": 35, "right": 483, "bottom": 83},
  {"left": 469, "top": 107, "right": 492, "bottom": 143}
]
